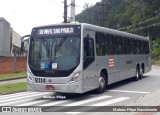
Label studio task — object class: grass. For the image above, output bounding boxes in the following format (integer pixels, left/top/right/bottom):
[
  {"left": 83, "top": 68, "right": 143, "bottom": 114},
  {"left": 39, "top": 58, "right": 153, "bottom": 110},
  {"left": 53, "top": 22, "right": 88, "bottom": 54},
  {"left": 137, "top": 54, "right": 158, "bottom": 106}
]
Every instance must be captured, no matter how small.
[
  {"left": 0, "top": 72, "right": 26, "bottom": 81},
  {"left": 0, "top": 82, "right": 27, "bottom": 94}
]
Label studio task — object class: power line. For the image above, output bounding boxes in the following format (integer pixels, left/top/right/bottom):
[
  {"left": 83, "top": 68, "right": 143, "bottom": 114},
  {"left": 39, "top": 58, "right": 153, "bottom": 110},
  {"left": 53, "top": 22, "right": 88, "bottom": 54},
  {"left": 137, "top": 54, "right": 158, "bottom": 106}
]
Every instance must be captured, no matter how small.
[
  {"left": 129, "top": 22, "right": 160, "bottom": 32},
  {"left": 118, "top": 16, "right": 160, "bottom": 31}
]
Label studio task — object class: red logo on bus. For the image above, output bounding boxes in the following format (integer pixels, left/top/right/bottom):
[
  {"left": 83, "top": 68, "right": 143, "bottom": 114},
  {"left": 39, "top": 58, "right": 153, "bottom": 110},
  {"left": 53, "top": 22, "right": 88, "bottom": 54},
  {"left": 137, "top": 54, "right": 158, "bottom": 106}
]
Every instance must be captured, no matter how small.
[{"left": 109, "top": 57, "right": 115, "bottom": 68}]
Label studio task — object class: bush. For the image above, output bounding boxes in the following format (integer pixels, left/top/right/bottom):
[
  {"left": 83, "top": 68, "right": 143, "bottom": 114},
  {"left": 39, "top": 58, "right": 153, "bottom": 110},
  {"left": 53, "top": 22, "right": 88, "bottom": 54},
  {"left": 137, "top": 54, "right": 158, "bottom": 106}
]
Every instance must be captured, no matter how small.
[{"left": 151, "top": 38, "right": 160, "bottom": 59}]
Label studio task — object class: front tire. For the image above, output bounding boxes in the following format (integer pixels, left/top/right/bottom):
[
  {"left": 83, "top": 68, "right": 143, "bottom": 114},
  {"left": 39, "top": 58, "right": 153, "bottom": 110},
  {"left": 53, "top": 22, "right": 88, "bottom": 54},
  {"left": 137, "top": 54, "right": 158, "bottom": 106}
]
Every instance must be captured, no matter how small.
[{"left": 95, "top": 72, "right": 107, "bottom": 94}]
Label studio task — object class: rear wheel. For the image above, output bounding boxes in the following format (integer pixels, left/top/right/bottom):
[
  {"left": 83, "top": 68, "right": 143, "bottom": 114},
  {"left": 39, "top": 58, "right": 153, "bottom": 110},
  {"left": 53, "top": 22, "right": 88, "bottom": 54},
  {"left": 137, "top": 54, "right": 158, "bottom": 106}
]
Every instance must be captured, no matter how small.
[
  {"left": 134, "top": 67, "right": 140, "bottom": 81},
  {"left": 139, "top": 68, "right": 143, "bottom": 79},
  {"left": 95, "top": 72, "right": 107, "bottom": 94}
]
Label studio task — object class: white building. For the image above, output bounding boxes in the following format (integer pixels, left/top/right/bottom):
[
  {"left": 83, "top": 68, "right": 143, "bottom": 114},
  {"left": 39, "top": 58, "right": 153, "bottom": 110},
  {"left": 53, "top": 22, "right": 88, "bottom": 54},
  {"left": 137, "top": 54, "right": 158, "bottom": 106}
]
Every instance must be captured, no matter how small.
[
  {"left": 0, "top": 17, "right": 12, "bottom": 56},
  {"left": 0, "top": 17, "right": 22, "bottom": 57}
]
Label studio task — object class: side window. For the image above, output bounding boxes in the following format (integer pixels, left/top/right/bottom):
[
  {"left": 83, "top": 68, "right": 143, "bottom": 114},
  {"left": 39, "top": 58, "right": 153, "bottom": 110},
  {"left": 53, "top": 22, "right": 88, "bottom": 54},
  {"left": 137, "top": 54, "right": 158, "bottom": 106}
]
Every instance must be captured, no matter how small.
[
  {"left": 124, "top": 37, "right": 128, "bottom": 54},
  {"left": 96, "top": 32, "right": 106, "bottom": 56},
  {"left": 136, "top": 40, "right": 140, "bottom": 54},
  {"left": 143, "top": 41, "right": 149, "bottom": 54},
  {"left": 83, "top": 37, "right": 95, "bottom": 69},
  {"left": 139, "top": 41, "right": 142, "bottom": 54},
  {"left": 132, "top": 39, "right": 137, "bottom": 54},
  {"left": 142, "top": 41, "right": 145, "bottom": 54},
  {"left": 106, "top": 34, "right": 115, "bottom": 55},
  {"left": 146, "top": 42, "right": 150, "bottom": 54},
  {"left": 127, "top": 38, "right": 131, "bottom": 54},
  {"left": 106, "top": 34, "right": 110, "bottom": 54},
  {"left": 115, "top": 36, "right": 123, "bottom": 55},
  {"left": 88, "top": 39, "right": 94, "bottom": 56},
  {"left": 84, "top": 38, "right": 94, "bottom": 58}
]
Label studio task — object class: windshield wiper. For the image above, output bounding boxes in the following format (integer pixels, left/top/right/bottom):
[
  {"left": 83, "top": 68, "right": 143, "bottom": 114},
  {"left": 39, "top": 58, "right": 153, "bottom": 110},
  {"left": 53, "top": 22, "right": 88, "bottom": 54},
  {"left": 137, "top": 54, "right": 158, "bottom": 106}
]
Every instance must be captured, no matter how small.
[
  {"left": 41, "top": 37, "right": 51, "bottom": 57},
  {"left": 56, "top": 35, "right": 67, "bottom": 52}
]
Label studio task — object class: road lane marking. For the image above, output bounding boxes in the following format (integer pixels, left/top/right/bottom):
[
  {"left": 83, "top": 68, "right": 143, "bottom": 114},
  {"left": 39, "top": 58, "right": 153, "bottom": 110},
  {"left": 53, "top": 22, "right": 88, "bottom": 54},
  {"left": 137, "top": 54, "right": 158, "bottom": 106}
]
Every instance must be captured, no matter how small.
[
  {"left": 0, "top": 92, "right": 52, "bottom": 100},
  {"left": 0, "top": 92, "right": 50, "bottom": 104},
  {"left": 66, "top": 97, "right": 130, "bottom": 114},
  {"left": 40, "top": 100, "right": 69, "bottom": 106},
  {"left": 48, "top": 95, "right": 111, "bottom": 111},
  {"left": 0, "top": 92, "right": 40, "bottom": 99},
  {"left": 91, "top": 97, "right": 130, "bottom": 106},
  {"left": 41, "top": 95, "right": 111, "bottom": 107},
  {"left": 108, "top": 90, "right": 150, "bottom": 94},
  {"left": 1, "top": 98, "right": 38, "bottom": 106},
  {"left": 64, "top": 95, "right": 111, "bottom": 106},
  {"left": 16, "top": 100, "right": 48, "bottom": 106}
]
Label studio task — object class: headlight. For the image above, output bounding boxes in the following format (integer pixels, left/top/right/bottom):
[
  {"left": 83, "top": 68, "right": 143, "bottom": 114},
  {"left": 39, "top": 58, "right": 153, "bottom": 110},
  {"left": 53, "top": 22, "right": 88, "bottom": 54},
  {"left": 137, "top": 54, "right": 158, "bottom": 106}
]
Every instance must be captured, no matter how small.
[
  {"left": 69, "top": 72, "right": 80, "bottom": 83},
  {"left": 27, "top": 71, "right": 34, "bottom": 82}
]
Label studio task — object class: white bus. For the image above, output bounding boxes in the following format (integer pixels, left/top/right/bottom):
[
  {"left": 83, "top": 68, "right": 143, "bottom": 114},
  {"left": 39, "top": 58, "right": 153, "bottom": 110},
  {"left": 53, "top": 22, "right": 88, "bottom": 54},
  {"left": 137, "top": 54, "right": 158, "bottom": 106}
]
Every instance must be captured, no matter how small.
[{"left": 26, "top": 23, "right": 151, "bottom": 94}]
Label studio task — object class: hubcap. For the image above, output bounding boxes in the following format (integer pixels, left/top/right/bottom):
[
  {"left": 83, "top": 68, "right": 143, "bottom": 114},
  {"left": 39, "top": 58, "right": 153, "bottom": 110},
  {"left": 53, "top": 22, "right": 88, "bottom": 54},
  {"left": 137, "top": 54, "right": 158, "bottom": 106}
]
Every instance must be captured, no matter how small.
[
  {"left": 136, "top": 70, "right": 139, "bottom": 79},
  {"left": 99, "top": 77, "right": 105, "bottom": 89}
]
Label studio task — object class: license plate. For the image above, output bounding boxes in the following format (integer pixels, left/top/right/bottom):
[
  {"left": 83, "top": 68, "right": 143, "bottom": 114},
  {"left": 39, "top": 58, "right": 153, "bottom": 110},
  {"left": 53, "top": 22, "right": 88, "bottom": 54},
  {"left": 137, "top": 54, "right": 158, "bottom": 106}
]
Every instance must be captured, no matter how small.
[
  {"left": 35, "top": 77, "right": 46, "bottom": 83},
  {"left": 45, "top": 85, "right": 55, "bottom": 90}
]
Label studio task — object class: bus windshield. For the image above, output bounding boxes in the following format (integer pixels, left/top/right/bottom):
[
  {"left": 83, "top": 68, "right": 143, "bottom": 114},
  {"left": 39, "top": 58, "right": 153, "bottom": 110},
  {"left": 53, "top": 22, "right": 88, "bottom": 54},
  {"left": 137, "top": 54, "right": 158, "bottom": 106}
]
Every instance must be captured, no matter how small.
[{"left": 29, "top": 36, "right": 80, "bottom": 71}]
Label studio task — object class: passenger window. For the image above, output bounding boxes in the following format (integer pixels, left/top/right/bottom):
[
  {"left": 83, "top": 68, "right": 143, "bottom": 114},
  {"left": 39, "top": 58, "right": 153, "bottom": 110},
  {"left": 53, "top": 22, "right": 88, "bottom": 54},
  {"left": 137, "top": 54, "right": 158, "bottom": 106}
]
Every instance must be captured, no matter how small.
[
  {"left": 124, "top": 37, "right": 128, "bottom": 54},
  {"left": 115, "top": 36, "right": 123, "bottom": 55},
  {"left": 96, "top": 32, "right": 106, "bottom": 56},
  {"left": 106, "top": 34, "right": 115, "bottom": 55}
]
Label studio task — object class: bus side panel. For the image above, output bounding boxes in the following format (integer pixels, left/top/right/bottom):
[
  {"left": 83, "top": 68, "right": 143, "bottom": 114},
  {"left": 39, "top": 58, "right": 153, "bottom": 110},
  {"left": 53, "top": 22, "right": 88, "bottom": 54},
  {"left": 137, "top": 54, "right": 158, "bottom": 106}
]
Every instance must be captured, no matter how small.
[
  {"left": 115, "top": 54, "right": 151, "bottom": 82},
  {"left": 115, "top": 55, "right": 135, "bottom": 82}
]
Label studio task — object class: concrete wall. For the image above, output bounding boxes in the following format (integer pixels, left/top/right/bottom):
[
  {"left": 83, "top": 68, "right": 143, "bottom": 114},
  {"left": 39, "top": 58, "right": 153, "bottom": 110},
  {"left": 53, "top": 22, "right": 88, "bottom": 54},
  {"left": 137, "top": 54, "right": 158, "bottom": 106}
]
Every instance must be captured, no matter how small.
[{"left": 0, "top": 57, "right": 27, "bottom": 74}]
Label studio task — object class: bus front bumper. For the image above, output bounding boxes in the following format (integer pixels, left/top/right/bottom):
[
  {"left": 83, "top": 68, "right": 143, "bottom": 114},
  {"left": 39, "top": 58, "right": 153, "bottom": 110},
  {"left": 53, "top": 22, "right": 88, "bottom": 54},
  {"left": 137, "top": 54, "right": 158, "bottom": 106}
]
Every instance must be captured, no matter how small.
[{"left": 27, "top": 81, "right": 83, "bottom": 93}]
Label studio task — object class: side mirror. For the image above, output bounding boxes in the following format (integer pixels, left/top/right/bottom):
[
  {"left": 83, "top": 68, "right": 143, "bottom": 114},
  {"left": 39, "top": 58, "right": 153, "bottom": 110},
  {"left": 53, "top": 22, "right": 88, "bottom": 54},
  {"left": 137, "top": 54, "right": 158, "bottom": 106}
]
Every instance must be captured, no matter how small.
[{"left": 21, "top": 34, "right": 30, "bottom": 53}]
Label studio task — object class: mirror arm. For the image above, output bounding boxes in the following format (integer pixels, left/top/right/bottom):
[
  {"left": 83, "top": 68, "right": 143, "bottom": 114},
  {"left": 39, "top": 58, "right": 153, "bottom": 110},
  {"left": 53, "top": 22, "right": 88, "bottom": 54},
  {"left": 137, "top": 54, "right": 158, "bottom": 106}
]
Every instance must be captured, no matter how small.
[{"left": 20, "top": 34, "right": 31, "bottom": 55}]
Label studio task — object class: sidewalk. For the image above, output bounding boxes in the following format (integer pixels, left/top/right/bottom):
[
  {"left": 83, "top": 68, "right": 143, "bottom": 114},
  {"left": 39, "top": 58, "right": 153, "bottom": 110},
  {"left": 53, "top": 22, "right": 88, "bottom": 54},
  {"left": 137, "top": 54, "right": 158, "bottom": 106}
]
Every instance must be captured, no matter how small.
[{"left": 152, "top": 65, "right": 160, "bottom": 69}]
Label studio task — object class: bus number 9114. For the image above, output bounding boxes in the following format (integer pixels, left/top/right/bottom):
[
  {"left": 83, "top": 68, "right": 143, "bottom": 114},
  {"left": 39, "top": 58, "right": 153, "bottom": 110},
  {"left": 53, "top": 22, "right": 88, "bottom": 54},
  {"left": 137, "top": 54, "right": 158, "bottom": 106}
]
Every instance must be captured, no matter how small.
[{"left": 35, "top": 78, "right": 46, "bottom": 83}]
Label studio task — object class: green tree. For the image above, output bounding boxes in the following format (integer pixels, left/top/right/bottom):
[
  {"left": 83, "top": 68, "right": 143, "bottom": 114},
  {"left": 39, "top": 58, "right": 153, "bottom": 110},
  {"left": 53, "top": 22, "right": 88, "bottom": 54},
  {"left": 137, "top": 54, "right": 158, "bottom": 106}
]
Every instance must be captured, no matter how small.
[{"left": 152, "top": 38, "right": 160, "bottom": 59}]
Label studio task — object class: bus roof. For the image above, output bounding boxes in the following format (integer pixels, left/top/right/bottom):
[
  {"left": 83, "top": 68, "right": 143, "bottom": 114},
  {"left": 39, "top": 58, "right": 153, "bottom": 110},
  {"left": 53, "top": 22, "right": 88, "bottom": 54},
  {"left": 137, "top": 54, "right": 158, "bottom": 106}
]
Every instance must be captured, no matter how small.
[{"left": 32, "top": 23, "right": 149, "bottom": 41}]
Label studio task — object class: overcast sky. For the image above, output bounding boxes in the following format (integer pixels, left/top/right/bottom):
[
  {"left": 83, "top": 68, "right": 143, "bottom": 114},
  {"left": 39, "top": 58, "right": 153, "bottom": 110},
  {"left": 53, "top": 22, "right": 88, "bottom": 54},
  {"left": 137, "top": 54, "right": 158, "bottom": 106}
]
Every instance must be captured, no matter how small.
[{"left": 0, "top": 0, "right": 101, "bottom": 36}]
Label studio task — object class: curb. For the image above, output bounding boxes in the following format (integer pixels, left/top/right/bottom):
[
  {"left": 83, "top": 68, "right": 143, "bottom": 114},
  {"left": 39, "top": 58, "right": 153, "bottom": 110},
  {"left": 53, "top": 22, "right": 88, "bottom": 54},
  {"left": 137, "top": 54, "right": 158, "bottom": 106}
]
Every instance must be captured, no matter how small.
[{"left": 0, "top": 77, "right": 26, "bottom": 82}]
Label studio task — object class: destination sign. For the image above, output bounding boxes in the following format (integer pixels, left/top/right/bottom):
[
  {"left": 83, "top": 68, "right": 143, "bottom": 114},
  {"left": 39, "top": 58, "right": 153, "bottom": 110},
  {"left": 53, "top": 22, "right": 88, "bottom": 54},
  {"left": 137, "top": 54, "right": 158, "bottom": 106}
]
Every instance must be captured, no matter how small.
[
  {"left": 32, "top": 25, "right": 81, "bottom": 36},
  {"left": 39, "top": 27, "right": 74, "bottom": 35}
]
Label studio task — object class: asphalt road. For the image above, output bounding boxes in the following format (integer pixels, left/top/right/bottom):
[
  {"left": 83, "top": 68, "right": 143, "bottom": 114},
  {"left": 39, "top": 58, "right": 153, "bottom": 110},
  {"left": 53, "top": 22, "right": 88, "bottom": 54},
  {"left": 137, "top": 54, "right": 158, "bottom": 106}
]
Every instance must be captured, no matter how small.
[{"left": 0, "top": 65, "right": 160, "bottom": 115}]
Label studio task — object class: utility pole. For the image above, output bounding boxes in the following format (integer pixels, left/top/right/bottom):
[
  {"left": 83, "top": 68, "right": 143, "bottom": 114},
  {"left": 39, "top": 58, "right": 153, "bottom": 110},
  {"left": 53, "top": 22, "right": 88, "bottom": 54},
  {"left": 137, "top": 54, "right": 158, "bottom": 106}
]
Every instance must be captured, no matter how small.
[
  {"left": 96, "top": 2, "right": 106, "bottom": 27},
  {"left": 70, "top": 0, "right": 75, "bottom": 22},
  {"left": 64, "top": 0, "right": 68, "bottom": 23}
]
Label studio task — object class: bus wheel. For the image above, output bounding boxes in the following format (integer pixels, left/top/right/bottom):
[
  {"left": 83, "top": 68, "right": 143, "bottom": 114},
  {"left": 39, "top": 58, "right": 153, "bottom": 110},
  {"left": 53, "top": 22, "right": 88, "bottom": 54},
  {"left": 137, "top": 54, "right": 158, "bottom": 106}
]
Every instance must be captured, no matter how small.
[
  {"left": 139, "top": 68, "right": 143, "bottom": 79},
  {"left": 95, "top": 72, "right": 106, "bottom": 94},
  {"left": 134, "top": 67, "right": 140, "bottom": 81}
]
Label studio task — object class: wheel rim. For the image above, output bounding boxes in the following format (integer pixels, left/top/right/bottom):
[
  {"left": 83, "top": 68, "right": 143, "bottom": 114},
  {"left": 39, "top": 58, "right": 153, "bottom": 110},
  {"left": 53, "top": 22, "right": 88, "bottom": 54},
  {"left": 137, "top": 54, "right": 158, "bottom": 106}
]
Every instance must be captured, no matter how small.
[
  {"left": 136, "top": 69, "right": 139, "bottom": 79},
  {"left": 99, "top": 77, "right": 105, "bottom": 89},
  {"left": 140, "top": 68, "right": 143, "bottom": 78},
  {"left": 136, "top": 70, "right": 139, "bottom": 79}
]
